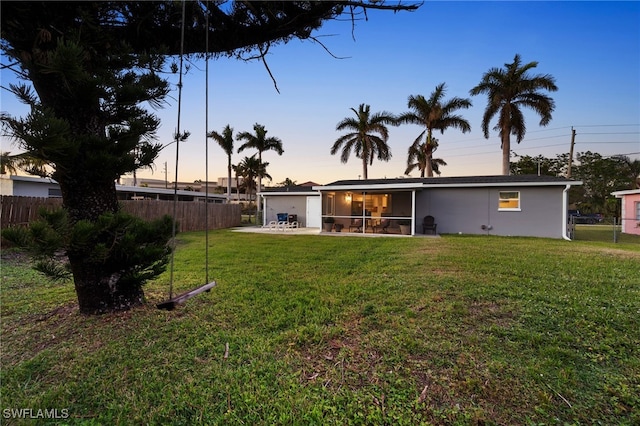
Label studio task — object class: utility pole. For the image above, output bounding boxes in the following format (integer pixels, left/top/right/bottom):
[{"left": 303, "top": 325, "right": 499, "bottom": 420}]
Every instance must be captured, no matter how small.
[
  {"left": 567, "top": 127, "right": 576, "bottom": 178},
  {"left": 164, "top": 161, "right": 168, "bottom": 189}
]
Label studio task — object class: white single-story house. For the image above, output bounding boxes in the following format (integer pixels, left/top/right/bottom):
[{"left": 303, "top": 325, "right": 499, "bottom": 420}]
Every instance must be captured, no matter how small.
[
  {"left": 260, "top": 175, "right": 582, "bottom": 239},
  {"left": 1, "top": 175, "right": 227, "bottom": 203},
  {"left": 260, "top": 185, "right": 322, "bottom": 228},
  {"left": 611, "top": 189, "right": 640, "bottom": 235}
]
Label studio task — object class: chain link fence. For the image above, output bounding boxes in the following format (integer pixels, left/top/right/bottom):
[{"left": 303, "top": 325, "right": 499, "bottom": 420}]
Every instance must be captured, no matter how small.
[{"left": 570, "top": 216, "right": 640, "bottom": 243}]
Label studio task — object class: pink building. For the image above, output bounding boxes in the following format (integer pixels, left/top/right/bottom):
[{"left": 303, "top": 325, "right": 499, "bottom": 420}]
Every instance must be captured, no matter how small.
[{"left": 612, "top": 189, "right": 640, "bottom": 236}]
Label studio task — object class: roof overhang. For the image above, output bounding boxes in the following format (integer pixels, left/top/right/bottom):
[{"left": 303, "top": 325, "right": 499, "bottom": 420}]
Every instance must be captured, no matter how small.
[
  {"left": 259, "top": 191, "right": 319, "bottom": 197},
  {"left": 313, "top": 179, "right": 582, "bottom": 192},
  {"left": 10, "top": 175, "right": 58, "bottom": 184},
  {"left": 312, "top": 183, "right": 421, "bottom": 191},
  {"left": 422, "top": 181, "right": 583, "bottom": 189},
  {"left": 611, "top": 189, "right": 640, "bottom": 198}
]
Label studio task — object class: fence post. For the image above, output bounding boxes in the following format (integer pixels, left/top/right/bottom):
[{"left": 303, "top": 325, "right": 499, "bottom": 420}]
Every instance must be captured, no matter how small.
[{"left": 613, "top": 217, "right": 618, "bottom": 243}]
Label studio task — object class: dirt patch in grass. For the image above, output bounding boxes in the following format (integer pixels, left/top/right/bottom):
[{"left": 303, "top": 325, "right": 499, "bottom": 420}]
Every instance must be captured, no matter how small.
[
  {"left": 1, "top": 302, "right": 79, "bottom": 365},
  {"left": 34, "top": 303, "right": 79, "bottom": 322},
  {"left": 288, "top": 300, "right": 527, "bottom": 425},
  {"left": 466, "top": 300, "right": 516, "bottom": 329},
  {"left": 573, "top": 246, "right": 640, "bottom": 259},
  {"left": 1, "top": 249, "right": 30, "bottom": 264},
  {"left": 292, "top": 316, "right": 384, "bottom": 390},
  {"left": 1, "top": 302, "right": 154, "bottom": 367}
]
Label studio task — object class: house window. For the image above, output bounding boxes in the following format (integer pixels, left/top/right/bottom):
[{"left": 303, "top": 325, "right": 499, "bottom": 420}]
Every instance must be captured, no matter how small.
[
  {"left": 498, "top": 191, "right": 520, "bottom": 211},
  {"left": 48, "top": 188, "right": 62, "bottom": 197},
  {"left": 635, "top": 202, "right": 640, "bottom": 220},
  {"left": 323, "top": 194, "right": 335, "bottom": 215}
]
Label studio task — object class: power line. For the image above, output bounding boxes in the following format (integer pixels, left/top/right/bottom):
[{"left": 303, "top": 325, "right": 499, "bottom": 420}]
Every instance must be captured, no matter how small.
[
  {"left": 572, "top": 124, "right": 639, "bottom": 127},
  {"left": 434, "top": 124, "right": 638, "bottom": 146},
  {"left": 604, "top": 152, "right": 640, "bottom": 157},
  {"left": 521, "top": 134, "right": 571, "bottom": 141},
  {"left": 578, "top": 132, "right": 639, "bottom": 135},
  {"left": 580, "top": 141, "right": 640, "bottom": 144}
]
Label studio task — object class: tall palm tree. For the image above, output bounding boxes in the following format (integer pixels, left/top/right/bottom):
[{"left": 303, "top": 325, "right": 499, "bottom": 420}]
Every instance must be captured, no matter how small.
[
  {"left": 236, "top": 123, "right": 283, "bottom": 195},
  {"left": 470, "top": 54, "right": 558, "bottom": 175},
  {"left": 208, "top": 124, "right": 234, "bottom": 202},
  {"left": 397, "top": 83, "right": 471, "bottom": 177},
  {"left": 405, "top": 139, "right": 448, "bottom": 177},
  {"left": 331, "top": 103, "right": 396, "bottom": 180}
]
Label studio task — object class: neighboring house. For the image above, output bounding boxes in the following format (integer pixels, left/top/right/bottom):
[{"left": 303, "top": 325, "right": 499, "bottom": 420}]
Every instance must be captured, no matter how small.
[
  {"left": 611, "top": 189, "right": 640, "bottom": 236},
  {"left": 1, "top": 175, "right": 62, "bottom": 198},
  {"left": 308, "top": 175, "right": 581, "bottom": 239},
  {"left": 259, "top": 185, "right": 322, "bottom": 228},
  {"left": 1, "top": 175, "right": 227, "bottom": 203}
]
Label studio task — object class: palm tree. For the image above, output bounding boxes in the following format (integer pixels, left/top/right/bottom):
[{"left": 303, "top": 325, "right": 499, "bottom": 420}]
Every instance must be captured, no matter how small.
[
  {"left": 405, "top": 139, "right": 448, "bottom": 177},
  {"left": 331, "top": 103, "right": 396, "bottom": 180},
  {"left": 278, "top": 178, "right": 297, "bottom": 187},
  {"left": 208, "top": 124, "right": 234, "bottom": 202},
  {"left": 0, "top": 151, "right": 51, "bottom": 176},
  {"left": 232, "top": 163, "right": 243, "bottom": 202},
  {"left": 0, "top": 152, "right": 19, "bottom": 175},
  {"left": 236, "top": 123, "right": 283, "bottom": 195},
  {"left": 397, "top": 83, "right": 471, "bottom": 177},
  {"left": 237, "top": 123, "right": 283, "bottom": 224},
  {"left": 431, "top": 158, "right": 448, "bottom": 176},
  {"left": 238, "top": 155, "right": 271, "bottom": 222},
  {"left": 470, "top": 54, "right": 558, "bottom": 175}
]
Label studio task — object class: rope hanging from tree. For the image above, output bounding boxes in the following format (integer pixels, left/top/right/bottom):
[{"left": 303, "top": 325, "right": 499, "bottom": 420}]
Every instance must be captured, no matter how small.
[{"left": 157, "top": 0, "right": 216, "bottom": 311}]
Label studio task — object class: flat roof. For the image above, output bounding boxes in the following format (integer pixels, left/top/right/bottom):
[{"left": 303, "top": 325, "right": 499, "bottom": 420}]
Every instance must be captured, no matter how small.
[
  {"left": 259, "top": 185, "right": 320, "bottom": 196},
  {"left": 6, "top": 175, "right": 225, "bottom": 198},
  {"left": 611, "top": 189, "right": 640, "bottom": 197}
]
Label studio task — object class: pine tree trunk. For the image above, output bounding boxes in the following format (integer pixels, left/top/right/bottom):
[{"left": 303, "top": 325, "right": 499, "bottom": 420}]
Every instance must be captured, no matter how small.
[
  {"left": 59, "top": 174, "right": 144, "bottom": 314},
  {"left": 69, "top": 259, "right": 145, "bottom": 314}
]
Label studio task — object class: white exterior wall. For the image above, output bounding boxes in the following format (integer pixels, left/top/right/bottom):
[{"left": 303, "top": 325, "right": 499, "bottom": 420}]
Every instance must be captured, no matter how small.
[
  {"left": 10, "top": 177, "right": 61, "bottom": 198},
  {"left": 262, "top": 194, "right": 320, "bottom": 227},
  {"left": 0, "top": 175, "right": 14, "bottom": 196}
]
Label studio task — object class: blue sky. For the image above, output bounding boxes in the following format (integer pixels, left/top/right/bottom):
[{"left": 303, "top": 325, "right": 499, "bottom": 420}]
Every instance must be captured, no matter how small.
[{"left": 2, "top": 1, "right": 639, "bottom": 185}]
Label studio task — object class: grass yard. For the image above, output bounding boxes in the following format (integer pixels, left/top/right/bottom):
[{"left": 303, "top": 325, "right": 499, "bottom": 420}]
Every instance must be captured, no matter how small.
[
  {"left": 1, "top": 231, "right": 639, "bottom": 425},
  {"left": 573, "top": 223, "right": 638, "bottom": 244}
]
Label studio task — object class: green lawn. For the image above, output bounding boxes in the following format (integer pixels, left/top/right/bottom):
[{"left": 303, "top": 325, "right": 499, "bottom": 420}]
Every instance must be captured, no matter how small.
[{"left": 1, "top": 231, "right": 639, "bottom": 425}]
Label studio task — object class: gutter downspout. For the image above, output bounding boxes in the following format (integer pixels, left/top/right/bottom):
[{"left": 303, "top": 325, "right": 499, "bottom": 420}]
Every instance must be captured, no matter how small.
[
  {"left": 411, "top": 190, "right": 416, "bottom": 236},
  {"left": 562, "top": 184, "right": 572, "bottom": 241},
  {"left": 260, "top": 193, "right": 266, "bottom": 227}
]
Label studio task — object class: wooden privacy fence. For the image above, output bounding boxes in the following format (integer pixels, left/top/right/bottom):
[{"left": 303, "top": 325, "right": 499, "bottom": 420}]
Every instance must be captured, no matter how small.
[
  {"left": 1, "top": 196, "right": 62, "bottom": 227},
  {"left": 1, "top": 196, "right": 241, "bottom": 232},
  {"left": 121, "top": 199, "right": 241, "bottom": 232}
]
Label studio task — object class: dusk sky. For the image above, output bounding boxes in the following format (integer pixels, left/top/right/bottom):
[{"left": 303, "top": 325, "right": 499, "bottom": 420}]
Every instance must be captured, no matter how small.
[{"left": 2, "top": 1, "right": 639, "bottom": 186}]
